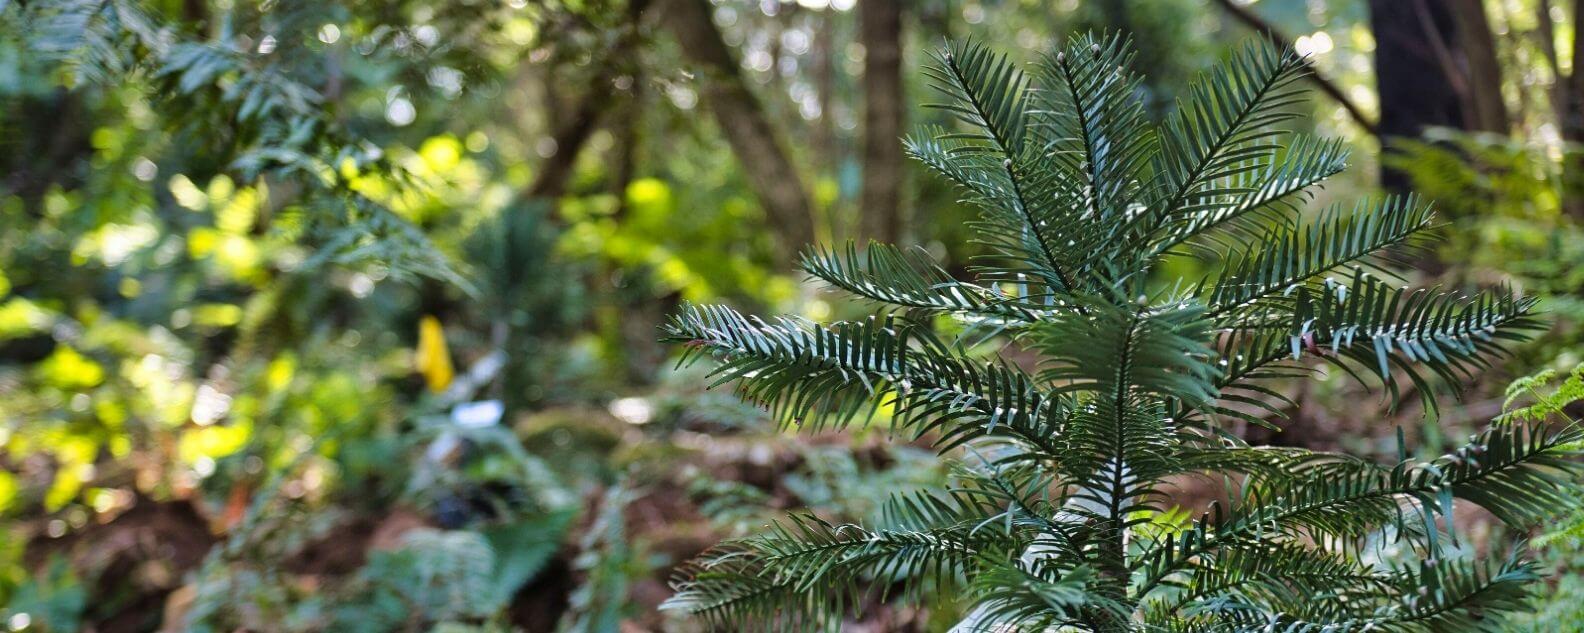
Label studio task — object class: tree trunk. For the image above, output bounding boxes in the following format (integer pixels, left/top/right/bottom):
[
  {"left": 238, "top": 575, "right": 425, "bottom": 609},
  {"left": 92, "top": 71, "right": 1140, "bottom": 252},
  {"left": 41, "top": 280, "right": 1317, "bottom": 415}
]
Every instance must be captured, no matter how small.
[
  {"left": 1562, "top": 0, "right": 1584, "bottom": 219},
  {"left": 1448, "top": 0, "right": 1509, "bottom": 132},
  {"left": 611, "top": 73, "right": 643, "bottom": 219},
  {"left": 659, "top": 0, "right": 817, "bottom": 253},
  {"left": 1368, "top": 0, "right": 1469, "bottom": 193},
  {"left": 525, "top": 0, "right": 653, "bottom": 202},
  {"left": 859, "top": 0, "right": 904, "bottom": 244},
  {"left": 812, "top": 7, "right": 837, "bottom": 172},
  {"left": 526, "top": 85, "right": 611, "bottom": 201}
]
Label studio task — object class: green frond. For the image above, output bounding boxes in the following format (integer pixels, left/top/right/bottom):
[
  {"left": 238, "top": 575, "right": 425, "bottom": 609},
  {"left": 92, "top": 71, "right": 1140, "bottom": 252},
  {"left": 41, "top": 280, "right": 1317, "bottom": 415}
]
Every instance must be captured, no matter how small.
[
  {"left": 801, "top": 242, "right": 1041, "bottom": 324},
  {"left": 960, "top": 564, "right": 1117, "bottom": 632},
  {"left": 1207, "top": 196, "right": 1437, "bottom": 317},
  {"left": 661, "top": 513, "right": 1016, "bottom": 631},
  {"left": 20, "top": 0, "right": 162, "bottom": 87},
  {"left": 157, "top": 42, "right": 324, "bottom": 125},
  {"left": 906, "top": 361, "right": 1070, "bottom": 458},
  {"left": 1498, "top": 362, "right": 1584, "bottom": 424},
  {"left": 1432, "top": 422, "right": 1584, "bottom": 527},
  {"left": 1029, "top": 298, "right": 1220, "bottom": 523},
  {"left": 1034, "top": 298, "right": 1220, "bottom": 406},
  {"left": 1159, "top": 135, "right": 1351, "bottom": 253},
  {"left": 663, "top": 303, "right": 1064, "bottom": 455},
  {"left": 660, "top": 550, "right": 844, "bottom": 631},
  {"left": 1288, "top": 269, "right": 1541, "bottom": 392},
  {"left": 1172, "top": 444, "right": 1376, "bottom": 483},
  {"left": 924, "top": 39, "right": 1034, "bottom": 156},
  {"left": 1034, "top": 33, "right": 1157, "bottom": 240},
  {"left": 902, "top": 127, "right": 1078, "bottom": 302},
  {"left": 935, "top": 462, "right": 1084, "bottom": 544},
  {"left": 1204, "top": 317, "right": 1309, "bottom": 424},
  {"left": 1374, "top": 552, "right": 1540, "bottom": 632},
  {"left": 304, "top": 195, "right": 476, "bottom": 292},
  {"left": 663, "top": 303, "right": 912, "bottom": 429},
  {"left": 755, "top": 514, "right": 1009, "bottom": 590},
  {"left": 1055, "top": 402, "right": 1180, "bottom": 521},
  {"left": 1207, "top": 269, "right": 1540, "bottom": 415},
  {"left": 1147, "top": 543, "right": 1394, "bottom": 618},
  {"left": 917, "top": 40, "right": 1087, "bottom": 299},
  {"left": 1154, "top": 41, "right": 1310, "bottom": 226},
  {"left": 1140, "top": 423, "right": 1581, "bottom": 596}
]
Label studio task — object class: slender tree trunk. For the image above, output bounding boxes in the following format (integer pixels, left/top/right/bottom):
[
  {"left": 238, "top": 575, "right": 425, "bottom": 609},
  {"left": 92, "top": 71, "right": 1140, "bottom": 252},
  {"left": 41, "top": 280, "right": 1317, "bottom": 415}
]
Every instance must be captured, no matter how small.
[
  {"left": 812, "top": 8, "right": 837, "bottom": 171},
  {"left": 526, "top": 78, "right": 613, "bottom": 201},
  {"left": 859, "top": 0, "right": 904, "bottom": 244},
  {"left": 611, "top": 74, "right": 643, "bottom": 219},
  {"left": 768, "top": 4, "right": 787, "bottom": 96},
  {"left": 659, "top": 0, "right": 817, "bottom": 253},
  {"left": 182, "top": 0, "right": 208, "bottom": 34},
  {"left": 1526, "top": 0, "right": 1584, "bottom": 219},
  {"left": 1535, "top": 0, "right": 1564, "bottom": 116},
  {"left": 1562, "top": 0, "right": 1584, "bottom": 219},
  {"left": 1448, "top": 0, "right": 1509, "bottom": 132},
  {"left": 1568, "top": 0, "right": 1584, "bottom": 140},
  {"left": 526, "top": 0, "right": 653, "bottom": 202}
]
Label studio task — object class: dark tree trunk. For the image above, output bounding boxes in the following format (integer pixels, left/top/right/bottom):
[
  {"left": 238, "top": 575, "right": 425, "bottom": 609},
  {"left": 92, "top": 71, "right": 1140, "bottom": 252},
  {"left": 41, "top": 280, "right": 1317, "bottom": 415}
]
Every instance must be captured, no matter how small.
[
  {"left": 660, "top": 0, "right": 817, "bottom": 253},
  {"left": 182, "top": 0, "right": 208, "bottom": 33},
  {"left": 1368, "top": 0, "right": 1470, "bottom": 193},
  {"left": 610, "top": 73, "right": 643, "bottom": 219},
  {"left": 812, "top": 8, "right": 837, "bottom": 172},
  {"left": 1449, "top": 0, "right": 1509, "bottom": 132},
  {"left": 525, "top": 87, "right": 610, "bottom": 201},
  {"left": 525, "top": 0, "right": 653, "bottom": 202},
  {"left": 917, "top": 0, "right": 954, "bottom": 41},
  {"left": 1562, "top": 0, "right": 1584, "bottom": 219},
  {"left": 859, "top": 0, "right": 904, "bottom": 244}
]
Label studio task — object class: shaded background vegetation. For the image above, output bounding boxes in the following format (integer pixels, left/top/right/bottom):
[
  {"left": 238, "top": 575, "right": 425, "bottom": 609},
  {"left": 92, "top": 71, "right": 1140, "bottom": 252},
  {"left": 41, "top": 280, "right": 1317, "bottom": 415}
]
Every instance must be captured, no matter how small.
[{"left": 2, "top": 0, "right": 1583, "bottom": 630}]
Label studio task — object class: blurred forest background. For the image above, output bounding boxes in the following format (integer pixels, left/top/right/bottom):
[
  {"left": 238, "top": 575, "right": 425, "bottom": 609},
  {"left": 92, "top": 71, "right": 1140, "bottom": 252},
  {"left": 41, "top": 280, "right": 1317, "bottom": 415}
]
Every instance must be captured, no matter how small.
[{"left": 3, "top": 0, "right": 1584, "bottom": 631}]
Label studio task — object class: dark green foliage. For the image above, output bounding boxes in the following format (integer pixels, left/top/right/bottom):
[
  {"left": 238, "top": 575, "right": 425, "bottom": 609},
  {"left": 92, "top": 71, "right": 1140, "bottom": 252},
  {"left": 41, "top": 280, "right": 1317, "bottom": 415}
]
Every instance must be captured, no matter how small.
[{"left": 658, "top": 34, "right": 1578, "bottom": 631}]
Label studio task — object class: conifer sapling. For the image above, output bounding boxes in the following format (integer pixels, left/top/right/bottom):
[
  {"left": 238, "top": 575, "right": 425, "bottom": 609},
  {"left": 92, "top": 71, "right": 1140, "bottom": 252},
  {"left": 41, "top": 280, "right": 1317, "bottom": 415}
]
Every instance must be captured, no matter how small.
[{"left": 659, "top": 33, "right": 1581, "bottom": 632}]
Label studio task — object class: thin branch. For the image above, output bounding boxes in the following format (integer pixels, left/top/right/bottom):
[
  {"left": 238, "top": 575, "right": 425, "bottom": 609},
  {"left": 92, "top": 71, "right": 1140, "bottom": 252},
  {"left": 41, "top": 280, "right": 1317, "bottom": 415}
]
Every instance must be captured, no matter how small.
[{"left": 1209, "top": 0, "right": 1380, "bottom": 137}]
